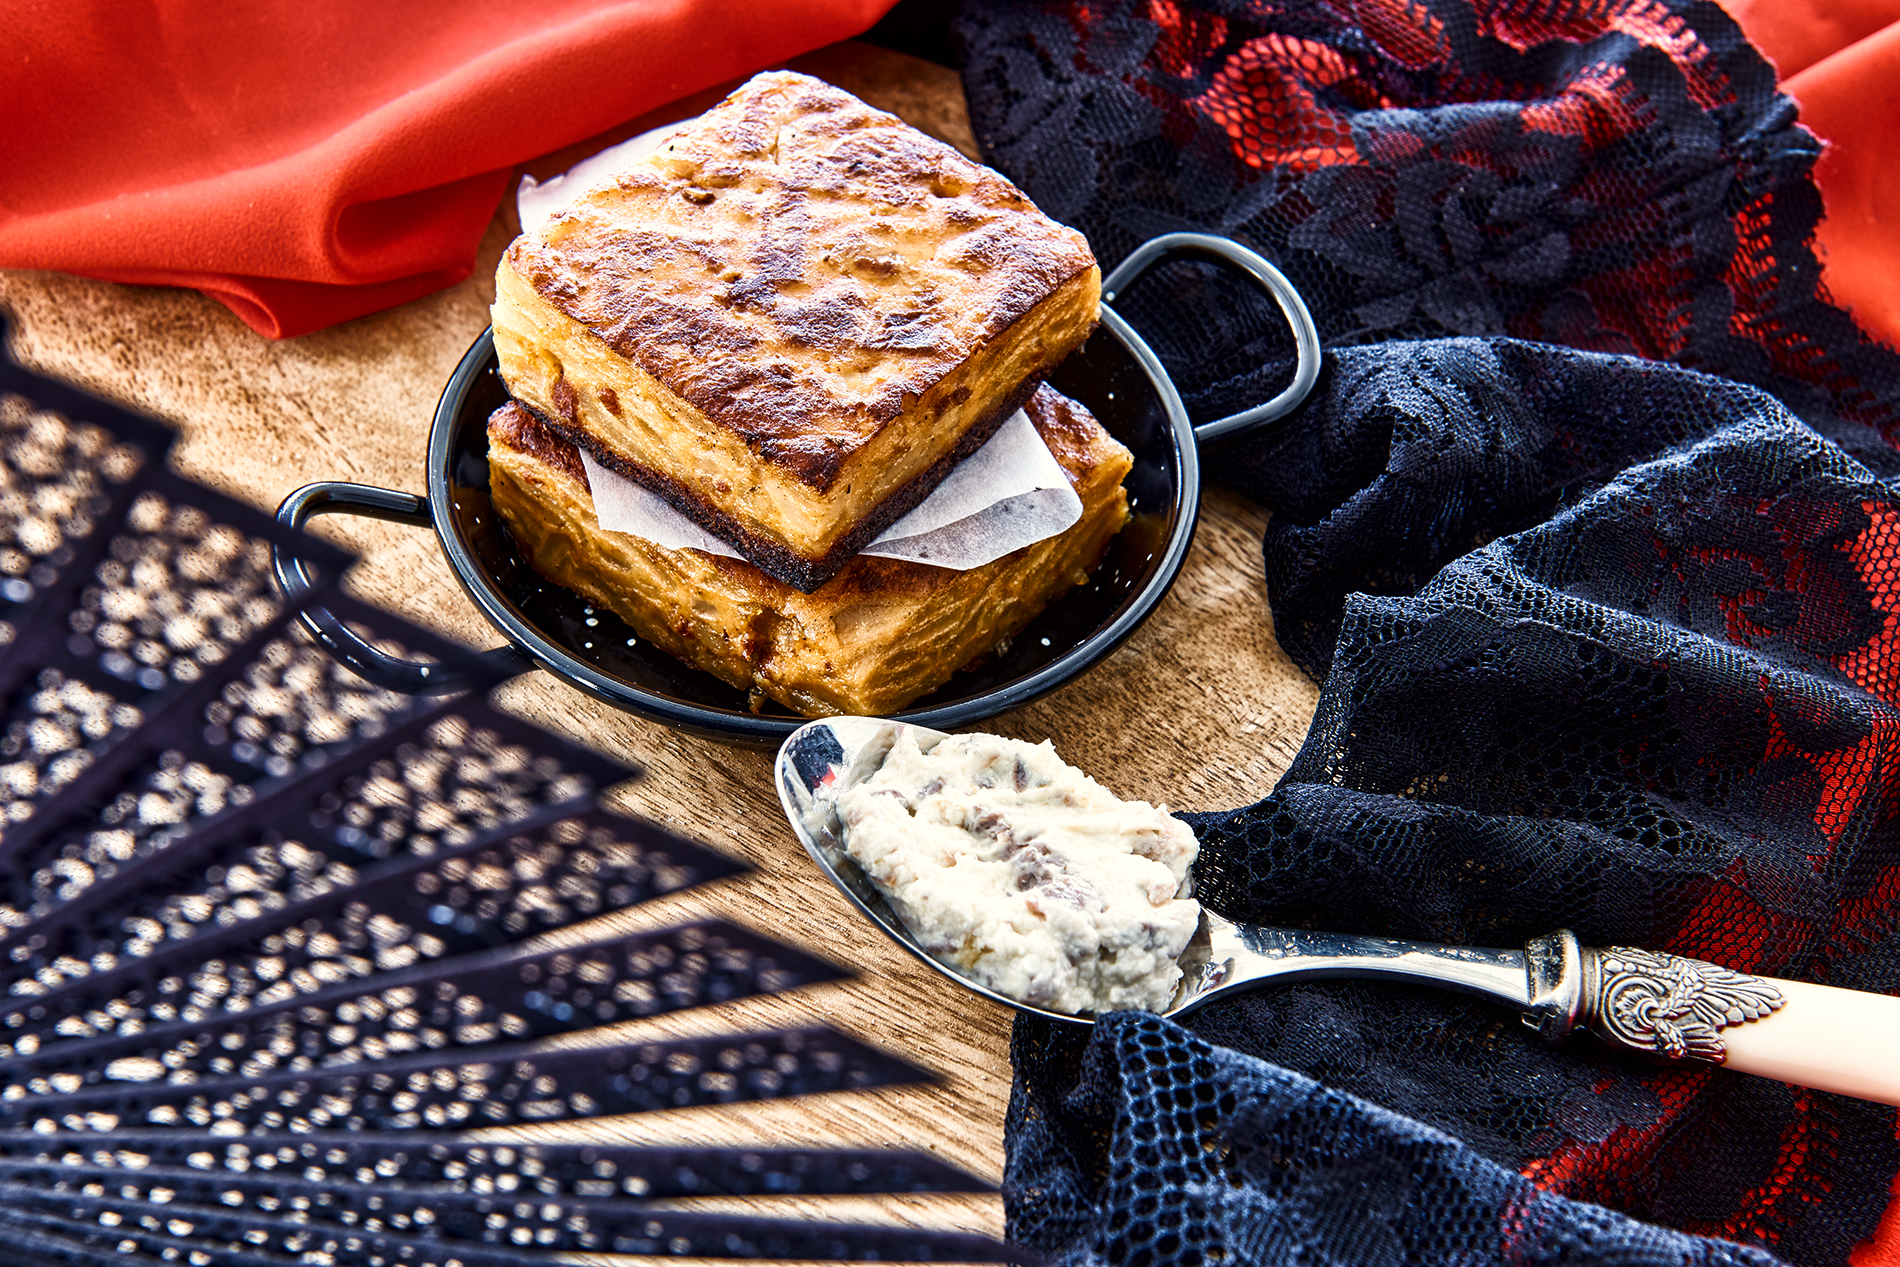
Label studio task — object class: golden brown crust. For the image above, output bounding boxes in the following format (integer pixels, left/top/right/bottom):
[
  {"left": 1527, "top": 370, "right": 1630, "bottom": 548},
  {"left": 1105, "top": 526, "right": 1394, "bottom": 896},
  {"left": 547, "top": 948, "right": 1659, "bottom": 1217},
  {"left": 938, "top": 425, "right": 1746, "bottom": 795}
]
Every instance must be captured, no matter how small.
[
  {"left": 500, "top": 69, "right": 1098, "bottom": 489},
  {"left": 484, "top": 383, "right": 1133, "bottom": 717}
]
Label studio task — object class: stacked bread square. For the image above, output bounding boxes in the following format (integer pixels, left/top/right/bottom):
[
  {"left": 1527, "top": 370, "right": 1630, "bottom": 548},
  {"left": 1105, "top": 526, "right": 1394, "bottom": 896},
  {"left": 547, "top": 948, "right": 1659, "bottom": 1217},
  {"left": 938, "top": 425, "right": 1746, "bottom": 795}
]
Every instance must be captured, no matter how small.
[{"left": 487, "top": 71, "right": 1132, "bottom": 716}]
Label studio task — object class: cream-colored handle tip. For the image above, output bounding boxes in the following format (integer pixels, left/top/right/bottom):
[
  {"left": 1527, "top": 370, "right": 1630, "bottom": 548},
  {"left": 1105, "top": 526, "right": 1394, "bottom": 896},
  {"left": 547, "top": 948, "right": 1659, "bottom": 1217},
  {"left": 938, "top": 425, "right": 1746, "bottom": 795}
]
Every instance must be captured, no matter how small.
[{"left": 1719, "top": 978, "right": 1900, "bottom": 1106}]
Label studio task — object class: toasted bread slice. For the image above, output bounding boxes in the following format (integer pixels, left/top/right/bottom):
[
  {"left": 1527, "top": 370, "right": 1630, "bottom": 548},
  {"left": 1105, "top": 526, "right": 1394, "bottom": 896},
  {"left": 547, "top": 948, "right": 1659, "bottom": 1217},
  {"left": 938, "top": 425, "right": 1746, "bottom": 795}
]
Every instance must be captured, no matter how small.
[
  {"left": 492, "top": 70, "right": 1100, "bottom": 593},
  {"left": 486, "top": 384, "right": 1131, "bottom": 718}
]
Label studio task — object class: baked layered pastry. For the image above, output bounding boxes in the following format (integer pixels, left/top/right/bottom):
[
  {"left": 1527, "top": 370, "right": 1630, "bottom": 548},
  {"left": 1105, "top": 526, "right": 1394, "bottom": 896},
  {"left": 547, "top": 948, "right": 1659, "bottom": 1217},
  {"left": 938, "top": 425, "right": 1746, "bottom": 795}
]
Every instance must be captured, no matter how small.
[
  {"left": 491, "top": 69, "right": 1101, "bottom": 593},
  {"left": 486, "top": 384, "right": 1132, "bottom": 718}
]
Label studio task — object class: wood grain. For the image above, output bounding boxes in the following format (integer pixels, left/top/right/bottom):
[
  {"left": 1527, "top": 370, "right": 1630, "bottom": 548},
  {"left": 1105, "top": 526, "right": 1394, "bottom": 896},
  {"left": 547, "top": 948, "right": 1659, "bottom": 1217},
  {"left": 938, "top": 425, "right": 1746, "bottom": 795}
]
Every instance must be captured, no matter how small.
[{"left": 0, "top": 41, "right": 1320, "bottom": 1248}]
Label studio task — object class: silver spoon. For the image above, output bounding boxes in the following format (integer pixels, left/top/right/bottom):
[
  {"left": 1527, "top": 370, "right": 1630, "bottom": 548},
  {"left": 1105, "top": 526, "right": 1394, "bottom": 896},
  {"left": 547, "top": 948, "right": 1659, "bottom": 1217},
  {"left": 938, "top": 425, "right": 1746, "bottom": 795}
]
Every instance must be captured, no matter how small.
[{"left": 775, "top": 716, "right": 1900, "bottom": 1106}]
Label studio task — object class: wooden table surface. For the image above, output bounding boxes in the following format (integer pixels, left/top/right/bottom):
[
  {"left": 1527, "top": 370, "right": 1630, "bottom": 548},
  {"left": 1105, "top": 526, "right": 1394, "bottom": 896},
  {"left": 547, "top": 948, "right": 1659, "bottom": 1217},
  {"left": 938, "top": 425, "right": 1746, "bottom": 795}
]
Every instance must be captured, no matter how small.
[{"left": 0, "top": 41, "right": 1321, "bottom": 1247}]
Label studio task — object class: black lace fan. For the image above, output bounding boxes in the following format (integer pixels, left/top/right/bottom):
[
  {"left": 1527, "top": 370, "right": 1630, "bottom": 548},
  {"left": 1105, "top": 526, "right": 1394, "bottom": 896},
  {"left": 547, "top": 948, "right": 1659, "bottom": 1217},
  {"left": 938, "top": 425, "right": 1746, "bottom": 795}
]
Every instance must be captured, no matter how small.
[{"left": 0, "top": 321, "right": 1008, "bottom": 1265}]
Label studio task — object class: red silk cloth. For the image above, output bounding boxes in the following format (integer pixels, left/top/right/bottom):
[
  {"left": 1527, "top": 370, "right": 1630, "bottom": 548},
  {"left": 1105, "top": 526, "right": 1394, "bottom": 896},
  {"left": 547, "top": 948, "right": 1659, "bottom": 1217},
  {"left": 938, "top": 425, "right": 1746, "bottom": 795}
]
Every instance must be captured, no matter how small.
[
  {"left": 0, "top": 0, "right": 896, "bottom": 338},
  {"left": 1720, "top": 0, "right": 1900, "bottom": 352}
]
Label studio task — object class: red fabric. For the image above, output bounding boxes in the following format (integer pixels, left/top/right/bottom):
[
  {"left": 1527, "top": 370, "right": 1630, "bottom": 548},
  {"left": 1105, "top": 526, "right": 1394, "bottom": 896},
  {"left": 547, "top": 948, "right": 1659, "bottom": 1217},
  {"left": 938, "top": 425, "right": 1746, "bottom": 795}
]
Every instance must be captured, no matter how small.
[
  {"left": 1719, "top": 0, "right": 1900, "bottom": 353},
  {"left": 0, "top": 0, "right": 898, "bottom": 338}
]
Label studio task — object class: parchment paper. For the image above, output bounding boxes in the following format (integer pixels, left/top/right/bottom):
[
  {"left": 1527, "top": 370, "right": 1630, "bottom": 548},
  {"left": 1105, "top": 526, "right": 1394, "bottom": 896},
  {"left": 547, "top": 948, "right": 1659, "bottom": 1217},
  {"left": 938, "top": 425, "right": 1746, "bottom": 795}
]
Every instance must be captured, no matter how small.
[{"left": 580, "top": 409, "right": 1083, "bottom": 571}]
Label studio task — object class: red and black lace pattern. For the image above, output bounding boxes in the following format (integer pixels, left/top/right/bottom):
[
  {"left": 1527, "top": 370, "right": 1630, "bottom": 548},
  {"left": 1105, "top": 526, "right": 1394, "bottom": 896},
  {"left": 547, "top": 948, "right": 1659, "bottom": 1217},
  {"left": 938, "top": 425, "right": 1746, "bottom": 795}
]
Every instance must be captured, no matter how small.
[
  {"left": 956, "top": 0, "right": 1900, "bottom": 469},
  {"left": 957, "top": 3, "right": 1900, "bottom": 1265},
  {"left": 1188, "top": 345, "right": 1900, "bottom": 1263}
]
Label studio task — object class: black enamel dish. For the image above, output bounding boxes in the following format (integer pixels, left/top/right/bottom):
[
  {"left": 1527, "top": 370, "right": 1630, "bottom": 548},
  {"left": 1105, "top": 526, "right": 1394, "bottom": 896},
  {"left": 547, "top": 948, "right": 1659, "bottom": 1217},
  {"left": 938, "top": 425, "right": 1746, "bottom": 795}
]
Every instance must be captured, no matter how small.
[{"left": 274, "top": 233, "right": 1319, "bottom": 748}]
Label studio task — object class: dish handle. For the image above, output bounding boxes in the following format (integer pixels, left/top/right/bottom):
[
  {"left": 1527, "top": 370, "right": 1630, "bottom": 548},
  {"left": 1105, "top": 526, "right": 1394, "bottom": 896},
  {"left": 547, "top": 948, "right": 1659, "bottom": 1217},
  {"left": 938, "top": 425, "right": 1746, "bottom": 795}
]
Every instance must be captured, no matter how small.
[
  {"left": 273, "top": 481, "right": 532, "bottom": 694},
  {"left": 1102, "top": 231, "right": 1322, "bottom": 444}
]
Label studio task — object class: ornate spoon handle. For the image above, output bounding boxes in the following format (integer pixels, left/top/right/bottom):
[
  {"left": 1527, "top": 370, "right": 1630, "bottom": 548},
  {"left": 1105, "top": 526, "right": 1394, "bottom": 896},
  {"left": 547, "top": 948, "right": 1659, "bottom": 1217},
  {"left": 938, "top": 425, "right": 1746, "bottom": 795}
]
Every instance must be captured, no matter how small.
[{"left": 1526, "top": 932, "right": 1900, "bottom": 1105}]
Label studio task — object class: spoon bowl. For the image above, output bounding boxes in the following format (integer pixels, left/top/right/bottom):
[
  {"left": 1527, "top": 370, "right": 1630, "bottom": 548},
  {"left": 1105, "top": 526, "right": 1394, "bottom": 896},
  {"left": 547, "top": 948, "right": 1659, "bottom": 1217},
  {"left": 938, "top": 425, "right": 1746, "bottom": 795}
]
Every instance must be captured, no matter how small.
[
  {"left": 774, "top": 716, "right": 1556, "bottom": 1027},
  {"left": 775, "top": 716, "right": 1086, "bottom": 1025}
]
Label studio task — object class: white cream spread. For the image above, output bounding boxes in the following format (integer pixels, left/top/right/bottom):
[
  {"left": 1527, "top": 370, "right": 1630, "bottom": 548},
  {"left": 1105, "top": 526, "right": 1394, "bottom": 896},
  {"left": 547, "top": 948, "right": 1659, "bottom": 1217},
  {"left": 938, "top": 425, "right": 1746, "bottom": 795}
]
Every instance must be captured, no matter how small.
[{"left": 835, "top": 731, "right": 1201, "bottom": 1015}]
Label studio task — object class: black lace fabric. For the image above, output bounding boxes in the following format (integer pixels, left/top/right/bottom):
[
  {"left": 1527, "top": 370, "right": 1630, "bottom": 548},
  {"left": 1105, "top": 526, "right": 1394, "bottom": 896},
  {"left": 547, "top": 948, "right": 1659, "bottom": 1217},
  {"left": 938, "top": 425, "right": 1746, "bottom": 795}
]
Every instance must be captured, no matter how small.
[
  {"left": 955, "top": 2, "right": 1900, "bottom": 1264},
  {"left": 1012, "top": 1013, "right": 1788, "bottom": 1267}
]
